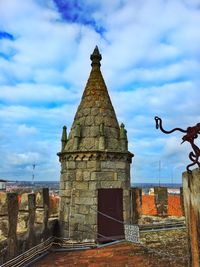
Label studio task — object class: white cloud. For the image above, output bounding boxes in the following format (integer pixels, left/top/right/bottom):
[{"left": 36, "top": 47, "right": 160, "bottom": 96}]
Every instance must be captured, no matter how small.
[
  {"left": 0, "top": 0, "right": 200, "bottom": 182},
  {"left": 8, "top": 152, "right": 40, "bottom": 166},
  {"left": 17, "top": 124, "right": 38, "bottom": 136},
  {"left": 0, "top": 84, "right": 79, "bottom": 104}
]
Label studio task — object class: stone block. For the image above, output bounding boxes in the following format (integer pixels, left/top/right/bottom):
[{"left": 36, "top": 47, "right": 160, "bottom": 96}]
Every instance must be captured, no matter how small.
[
  {"left": 59, "top": 181, "right": 65, "bottom": 190},
  {"left": 121, "top": 180, "right": 130, "bottom": 188},
  {"left": 83, "top": 171, "right": 90, "bottom": 181},
  {"left": 91, "top": 171, "right": 114, "bottom": 181},
  {"left": 89, "top": 182, "right": 97, "bottom": 190},
  {"left": 79, "top": 205, "right": 89, "bottom": 215},
  {"left": 82, "top": 138, "right": 95, "bottom": 149},
  {"left": 90, "top": 126, "right": 99, "bottom": 137},
  {"left": 94, "top": 116, "right": 103, "bottom": 125},
  {"left": 109, "top": 127, "right": 119, "bottom": 139},
  {"left": 100, "top": 180, "right": 122, "bottom": 188},
  {"left": 76, "top": 170, "right": 83, "bottom": 181},
  {"left": 85, "top": 116, "right": 94, "bottom": 126},
  {"left": 74, "top": 197, "right": 95, "bottom": 205},
  {"left": 64, "top": 181, "right": 72, "bottom": 189},
  {"left": 71, "top": 214, "right": 86, "bottom": 224},
  {"left": 81, "top": 127, "right": 90, "bottom": 137},
  {"left": 73, "top": 182, "right": 88, "bottom": 190},
  {"left": 86, "top": 213, "right": 97, "bottom": 225},
  {"left": 107, "top": 138, "right": 120, "bottom": 150},
  {"left": 123, "top": 189, "right": 130, "bottom": 196},
  {"left": 87, "top": 160, "right": 101, "bottom": 170},
  {"left": 62, "top": 171, "right": 75, "bottom": 181},
  {"left": 79, "top": 190, "right": 97, "bottom": 198},
  {"left": 91, "top": 108, "right": 99, "bottom": 116},
  {"left": 76, "top": 161, "right": 87, "bottom": 169},
  {"left": 67, "top": 161, "right": 76, "bottom": 169},
  {"left": 118, "top": 172, "right": 127, "bottom": 180},
  {"left": 82, "top": 108, "right": 90, "bottom": 116},
  {"left": 59, "top": 189, "right": 71, "bottom": 197},
  {"left": 116, "top": 162, "right": 127, "bottom": 169},
  {"left": 101, "top": 161, "right": 116, "bottom": 169}
]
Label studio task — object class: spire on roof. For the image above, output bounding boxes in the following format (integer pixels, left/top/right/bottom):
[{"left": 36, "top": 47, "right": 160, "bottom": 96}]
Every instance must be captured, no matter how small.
[{"left": 90, "top": 46, "right": 102, "bottom": 67}]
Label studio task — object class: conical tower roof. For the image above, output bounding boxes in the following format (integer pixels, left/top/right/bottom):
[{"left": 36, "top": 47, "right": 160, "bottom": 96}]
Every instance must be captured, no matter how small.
[{"left": 65, "top": 46, "right": 127, "bottom": 152}]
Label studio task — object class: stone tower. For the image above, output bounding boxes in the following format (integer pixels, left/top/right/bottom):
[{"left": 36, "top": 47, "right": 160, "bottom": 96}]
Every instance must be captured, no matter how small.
[{"left": 58, "top": 46, "right": 133, "bottom": 242}]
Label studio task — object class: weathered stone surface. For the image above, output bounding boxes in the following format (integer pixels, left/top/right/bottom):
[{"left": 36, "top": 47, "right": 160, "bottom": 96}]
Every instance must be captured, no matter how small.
[
  {"left": 76, "top": 161, "right": 87, "bottom": 169},
  {"left": 82, "top": 108, "right": 90, "bottom": 116},
  {"left": 87, "top": 161, "right": 100, "bottom": 170},
  {"left": 81, "top": 127, "right": 90, "bottom": 137},
  {"left": 91, "top": 171, "right": 114, "bottom": 181},
  {"left": 66, "top": 161, "right": 76, "bottom": 169},
  {"left": 76, "top": 170, "right": 83, "bottom": 181},
  {"left": 79, "top": 205, "right": 89, "bottom": 215},
  {"left": 85, "top": 116, "right": 94, "bottom": 126},
  {"left": 71, "top": 214, "right": 86, "bottom": 224},
  {"left": 101, "top": 161, "right": 116, "bottom": 169},
  {"left": 73, "top": 182, "right": 88, "bottom": 190},
  {"left": 100, "top": 181, "right": 122, "bottom": 188},
  {"left": 88, "top": 182, "right": 97, "bottom": 190},
  {"left": 59, "top": 189, "right": 71, "bottom": 197},
  {"left": 91, "top": 108, "right": 99, "bottom": 116},
  {"left": 118, "top": 172, "right": 128, "bottom": 180},
  {"left": 74, "top": 197, "right": 96, "bottom": 205},
  {"left": 83, "top": 171, "right": 90, "bottom": 181},
  {"left": 79, "top": 190, "right": 97, "bottom": 198},
  {"left": 86, "top": 214, "right": 97, "bottom": 224},
  {"left": 116, "top": 162, "right": 127, "bottom": 169},
  {"left": 62, "top": 171, "right": 75, "bottom": 181}
]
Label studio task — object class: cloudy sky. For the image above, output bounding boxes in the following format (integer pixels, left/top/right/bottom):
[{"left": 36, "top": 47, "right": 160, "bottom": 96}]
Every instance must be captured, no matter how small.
[{"left": 0, "top": 0, "right": 200, "bottom": 184}]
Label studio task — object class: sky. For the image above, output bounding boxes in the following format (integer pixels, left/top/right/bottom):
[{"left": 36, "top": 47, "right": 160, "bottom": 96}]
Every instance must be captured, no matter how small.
[{"left": 0, "top": 0, "right": 200, "bottom": 184}]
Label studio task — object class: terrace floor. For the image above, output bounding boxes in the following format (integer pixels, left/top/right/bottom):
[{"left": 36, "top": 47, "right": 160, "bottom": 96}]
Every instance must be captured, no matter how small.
[{"left": 32, "top": 229, "right": 189, "bottom": 267}]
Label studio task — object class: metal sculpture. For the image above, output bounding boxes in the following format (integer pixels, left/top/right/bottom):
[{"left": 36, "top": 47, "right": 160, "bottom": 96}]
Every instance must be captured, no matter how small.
[{"left": 155, "top": 116, "right": 200, "bottom": 172}]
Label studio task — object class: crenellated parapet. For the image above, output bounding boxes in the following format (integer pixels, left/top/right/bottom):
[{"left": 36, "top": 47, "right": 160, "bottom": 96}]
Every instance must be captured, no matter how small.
[{"left": 0, "top": 188, "right": 59, "bottom": 264}]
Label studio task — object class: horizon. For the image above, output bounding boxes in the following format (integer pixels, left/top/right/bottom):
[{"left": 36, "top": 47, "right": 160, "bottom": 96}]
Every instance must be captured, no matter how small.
[{"left": 0, "top": 0, "right": 199, "bottom": 183}]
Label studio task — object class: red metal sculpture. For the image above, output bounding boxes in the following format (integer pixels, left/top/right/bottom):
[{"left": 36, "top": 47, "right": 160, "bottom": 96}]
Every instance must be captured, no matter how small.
[{"left": 155, "top": 116, "right": 200, "bottom": 172}]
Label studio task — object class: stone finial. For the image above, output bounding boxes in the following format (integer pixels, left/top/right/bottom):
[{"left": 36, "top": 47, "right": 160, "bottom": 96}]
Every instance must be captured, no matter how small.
[
  {"left": 90, "top": 46, "right": 102, "bottom": 67},
  {"left": 120, "top": 123, "right": 128, "bottom": 151},
  {"left": 61, "top": 126, "right": 67, "bottom": 151},
  {"left": 120, "top": 123, "right": 127, "bottom": 140}
]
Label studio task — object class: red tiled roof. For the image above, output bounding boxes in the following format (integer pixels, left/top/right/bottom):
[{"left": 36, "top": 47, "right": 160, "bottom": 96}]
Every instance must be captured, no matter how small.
[{"left": 34, "top": 241, "right": 187, "bottom": 267}]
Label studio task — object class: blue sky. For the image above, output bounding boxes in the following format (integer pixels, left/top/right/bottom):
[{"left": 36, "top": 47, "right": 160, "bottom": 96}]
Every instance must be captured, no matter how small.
[{"left": 0, "top": 0, "right": 200, "bottom": 183}]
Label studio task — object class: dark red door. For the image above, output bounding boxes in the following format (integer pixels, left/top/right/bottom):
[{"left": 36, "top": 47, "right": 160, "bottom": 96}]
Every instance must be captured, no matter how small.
[{"left": 98, "top": 188, "right": 124, "bottom": 243}]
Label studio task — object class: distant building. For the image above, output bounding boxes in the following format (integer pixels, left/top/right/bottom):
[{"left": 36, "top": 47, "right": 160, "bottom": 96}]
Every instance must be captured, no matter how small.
[{"left": 0, "top": 179, "right": 7, "bottom": 191}]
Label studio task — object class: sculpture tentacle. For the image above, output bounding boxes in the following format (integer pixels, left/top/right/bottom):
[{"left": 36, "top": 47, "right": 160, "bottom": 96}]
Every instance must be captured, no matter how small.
[{"left": 155, "top": 116, "right": 200, "bottom": 173}]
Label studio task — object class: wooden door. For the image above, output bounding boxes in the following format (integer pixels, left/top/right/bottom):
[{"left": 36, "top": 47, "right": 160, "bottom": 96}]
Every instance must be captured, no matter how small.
[{"left": 97, "top": 188, "right": 124, "bottom": 243}]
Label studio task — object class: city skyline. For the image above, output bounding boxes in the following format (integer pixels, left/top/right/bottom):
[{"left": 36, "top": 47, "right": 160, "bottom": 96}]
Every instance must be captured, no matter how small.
[{"left": 0, "top": 0, "right": 200, "bottom": 183}]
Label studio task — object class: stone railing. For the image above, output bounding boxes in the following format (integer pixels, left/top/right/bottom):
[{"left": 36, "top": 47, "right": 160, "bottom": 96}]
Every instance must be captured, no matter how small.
[
  {"left": 0, "top": 188, "right": 59, "bottom": 265},
  {"left": 131, "top": 187, "right": 184, "bottom": 224}
]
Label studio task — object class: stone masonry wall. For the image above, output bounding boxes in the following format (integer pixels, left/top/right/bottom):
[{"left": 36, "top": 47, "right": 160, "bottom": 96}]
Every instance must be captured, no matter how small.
[{"left": 59, "top": 154, "right": 131, "bottom": 241}]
